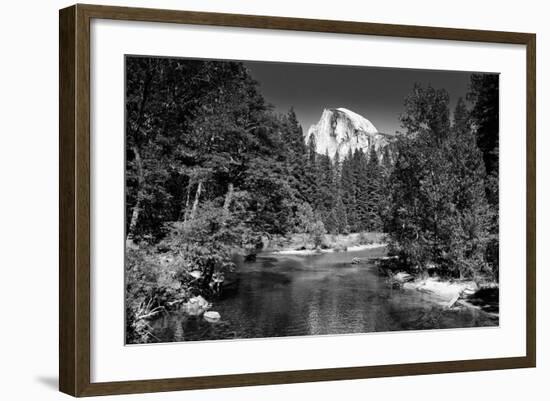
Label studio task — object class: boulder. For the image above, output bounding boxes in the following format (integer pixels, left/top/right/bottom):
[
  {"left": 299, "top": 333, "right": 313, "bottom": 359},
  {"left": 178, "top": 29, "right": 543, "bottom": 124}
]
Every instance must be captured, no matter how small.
[
  {"left": 183, "top": 295, "right": 210, "bottom": 316},
  {"left": 391, "top": 281, "right": 402, "bottom": 290},
  {"left": 203, "top": 311, "right": 221, "bottom": 323},
  {"left": 393, "top": 272, "right": 413, "bottom": 283},
  {"left": 244, "top": 253, "right": 257, "bottom": 262},
  {"left": 188, "top": 270, "right": 202, "bottom": 280}
]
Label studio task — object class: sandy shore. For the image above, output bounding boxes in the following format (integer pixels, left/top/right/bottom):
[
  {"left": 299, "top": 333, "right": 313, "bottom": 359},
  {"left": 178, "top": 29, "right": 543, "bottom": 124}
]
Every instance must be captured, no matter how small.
[
  {"left": 272, "top": 243, "right": 387, "bottom": 255},
  {"left": 403, "top": 278, "right": 476, "bottom": 305},
  {"left": 401, "top": 277, "right": 498, "bottom": 316}
]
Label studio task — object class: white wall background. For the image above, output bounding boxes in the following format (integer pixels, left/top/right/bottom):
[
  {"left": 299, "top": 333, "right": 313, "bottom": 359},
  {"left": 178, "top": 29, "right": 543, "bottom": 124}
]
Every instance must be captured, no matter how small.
[{"left": 0, "top": 0, "right": 546, "bottom": 400}]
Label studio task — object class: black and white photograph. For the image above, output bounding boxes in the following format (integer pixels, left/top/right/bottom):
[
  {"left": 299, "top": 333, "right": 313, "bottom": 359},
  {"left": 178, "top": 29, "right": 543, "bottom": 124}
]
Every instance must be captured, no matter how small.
[
  {"left": 124, "top": 56, "right": 500, "bottom": 344},
  {"left": 1, "top": 0, "right": 544, "bottom": 398}
]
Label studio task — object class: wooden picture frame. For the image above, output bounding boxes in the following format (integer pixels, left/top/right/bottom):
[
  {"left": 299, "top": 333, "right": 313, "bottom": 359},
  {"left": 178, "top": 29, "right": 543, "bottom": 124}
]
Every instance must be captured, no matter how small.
[{"left": 59, "top": 3, "right": 536, "bottom": 397}]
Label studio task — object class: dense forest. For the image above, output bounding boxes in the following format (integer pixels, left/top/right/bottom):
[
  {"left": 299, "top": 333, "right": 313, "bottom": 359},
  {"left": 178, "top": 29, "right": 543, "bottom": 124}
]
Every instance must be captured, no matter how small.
[{"left": 125, "top": 56, "right": 498, "bottom": 343}]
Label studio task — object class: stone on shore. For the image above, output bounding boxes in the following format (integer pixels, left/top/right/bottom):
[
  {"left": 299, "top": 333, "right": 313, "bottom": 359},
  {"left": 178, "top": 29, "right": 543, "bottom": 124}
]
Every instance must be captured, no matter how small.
[
  {"left": 188, "top": 270, "right": 202, "bottom": 279},
  {"left": 404, "top": 278, "right": 480, "bottom": 305},
  {"left": 204, "top": 311, "right": 221, "bottom": 323},
  {"left": 393, "top": 272, "right": 414, "bottom": 283}
]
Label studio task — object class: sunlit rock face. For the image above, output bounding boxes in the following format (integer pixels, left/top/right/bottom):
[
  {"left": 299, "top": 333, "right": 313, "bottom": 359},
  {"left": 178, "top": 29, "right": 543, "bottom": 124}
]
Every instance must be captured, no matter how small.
[{"left": 305, "top": 108, "right": 391, "bottom": 160}]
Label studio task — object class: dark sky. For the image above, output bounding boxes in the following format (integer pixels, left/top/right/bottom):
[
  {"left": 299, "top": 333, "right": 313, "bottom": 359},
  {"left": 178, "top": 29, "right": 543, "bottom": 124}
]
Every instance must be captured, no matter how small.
[{"left": 243, "top": 60, "right": 476, "bottom": 135}]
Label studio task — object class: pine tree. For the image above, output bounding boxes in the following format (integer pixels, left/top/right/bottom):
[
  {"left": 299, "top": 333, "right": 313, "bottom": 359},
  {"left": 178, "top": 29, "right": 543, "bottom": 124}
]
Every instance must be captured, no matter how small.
[
  {"left": 364, "top": 146, "right": 383, "bottom": 231},
  {"left": 400, "top": 83, "right": 451, "bottom": 144},
  {"left": 280, "top": 108, "right": 306, "bottom": 195},
  {"left": 303, "top": 135, "right": 320, "bottom": 208},
  {"left": 446, "top": 108, "right": 492, "bottom": 278},
  {"left": 453, "top": 97, "right": 470, "bottom": 136},
  {"left": 461, "top": 85, "right": 499, "bottom": 277},
  {"left": 353, "top": 150, "right": 369, "bottom": 231},
  {"left": 467, "top": 74, "right": 499, "bottom": 178},
  {"left": 283, "top": 107, "right": 306, "bottom": 155},
  {"left": 331, "top": 152, "right": 348, "bottom": 233},
  {"left": 385, "top": 84, "right": 492, "bottom": 279},
  {"left": 317, "top": 151, "right": 336, "bottom": 232},
  {"left": 341, "top": 149, "right": 357, "bottom": 233}
]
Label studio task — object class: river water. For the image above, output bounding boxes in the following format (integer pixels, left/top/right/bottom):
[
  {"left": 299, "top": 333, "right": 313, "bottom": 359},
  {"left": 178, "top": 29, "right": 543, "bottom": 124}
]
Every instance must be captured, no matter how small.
[{"left": 150, "top": 247, "right": 498, "bottom": 342}]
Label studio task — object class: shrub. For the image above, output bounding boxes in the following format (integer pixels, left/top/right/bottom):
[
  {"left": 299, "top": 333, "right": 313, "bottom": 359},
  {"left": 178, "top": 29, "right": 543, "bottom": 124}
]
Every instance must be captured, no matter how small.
[
  {"left": 333, "top": 243, "right": 348, "bottom": 252},
  {"left": 310, "top": 220, "right": 326, "bottom": 249},
  {"left": 358, "top": 231, "right": 372, "bottom": 245}
]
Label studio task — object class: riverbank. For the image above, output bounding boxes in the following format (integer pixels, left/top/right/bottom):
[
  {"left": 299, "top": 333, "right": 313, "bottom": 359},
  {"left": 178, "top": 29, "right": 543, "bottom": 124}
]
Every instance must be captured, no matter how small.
[
  {"left": 340, "top": 251, "right": 499, "bottom": 316},
  {"left": 267, "top": 233, "right": 498, "bottom": 317},
  {"left": 391, "top": 274, "right": 499, "bottom": 316},
  {"left": 150, "top": 244, "right": 498, "bottom": 342},
  {"left": 274, "top": 243, "right": 387, "bottom": 255},
  {"left": 268, "top": 232, "right": 387, "bottom": 255}
]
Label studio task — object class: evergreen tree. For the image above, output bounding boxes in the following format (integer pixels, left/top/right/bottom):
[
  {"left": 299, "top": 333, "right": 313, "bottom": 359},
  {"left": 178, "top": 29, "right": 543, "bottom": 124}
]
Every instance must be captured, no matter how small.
[
  {"left": 317, "top": 151, "right": 336, "bottom": 232},
  {"left": 400, "top": 83, "right": 451, "bottom": 144},
  {"left": 280, "top": 108, "right": 308, "bottom": 202},
  {"left": 364, "top": 146, "right": 384, "bottom": 231},
  {"left": 341, "top": 149, "right": 357, "bottom": 233},
  {"left": 283, "top": 107, "right": 306, "bottom": 155},
  {"left": 331, "top": 152, "right": 349, "bottom": 233},
  {"left": 353, "top": 149, "right": 369, "bottom": 231},
  {"left": 303, "top": 135, "right": 320, "bottom": 208},
  {"left": 467, "top": 74, "right": 500, "bottom": 277},
  {"left": 453, "top": 97, "right": 470, "bottom": 136},
  {"left": 467, "top": 74, "right": 499, "bottom": 178},
  {"left": 385, "top": 84, "right": 492, "bottom": 279}
]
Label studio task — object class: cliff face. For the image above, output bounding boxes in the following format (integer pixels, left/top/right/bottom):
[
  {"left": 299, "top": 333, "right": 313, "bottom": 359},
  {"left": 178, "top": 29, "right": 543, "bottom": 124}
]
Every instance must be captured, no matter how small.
[{"left": 305, "top": 108, "right": 392, "bottom": 161}]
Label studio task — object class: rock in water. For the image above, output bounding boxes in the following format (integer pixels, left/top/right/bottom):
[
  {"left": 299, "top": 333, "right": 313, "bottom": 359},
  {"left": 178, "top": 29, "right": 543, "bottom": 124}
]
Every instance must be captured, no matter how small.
[
  {"left": 183, "top": 295, "right": 210, "bottom": 316},
  {"left": 305, "top": 108, "right": 394, "bottom": 161},
  {"left": 203, "top": 311, "right": 221, "bottom": 323},
  {"left": 393, "top": 272, "right": 413, "bottom": 283}
]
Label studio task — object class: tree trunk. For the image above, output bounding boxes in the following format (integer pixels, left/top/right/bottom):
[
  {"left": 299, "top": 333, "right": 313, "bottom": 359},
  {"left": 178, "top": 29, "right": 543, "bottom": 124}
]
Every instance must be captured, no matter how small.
[
  {"left": 221, "top": 182, "right": 234, "bottom": 224},
  {"left": 181, "top": 180, "right": 192, "bottom": 222},
  {"left": 189, "top": 180, "right": 203, "bottom": 220},
  {"left": 127, "top": 67, "right": 154, "bottom": 241},
  {"left": 223, "top": 183, "right": 234, "bottom": 211},
  {"left": 127, "top": 145, "right": 145, "bottom": 240}
]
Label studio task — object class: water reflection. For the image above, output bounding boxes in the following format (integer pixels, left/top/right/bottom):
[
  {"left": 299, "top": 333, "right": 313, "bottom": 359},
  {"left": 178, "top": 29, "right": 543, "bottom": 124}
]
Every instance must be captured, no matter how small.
[{"left": 150, "top": 247, "right": 498, "bottom": 342}]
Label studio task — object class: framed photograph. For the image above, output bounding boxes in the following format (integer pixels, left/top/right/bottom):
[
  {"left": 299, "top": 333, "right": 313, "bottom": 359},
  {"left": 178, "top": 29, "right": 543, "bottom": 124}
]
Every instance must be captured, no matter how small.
[{"left": 59, "top": 4, "right": 536, "bottom": 397}]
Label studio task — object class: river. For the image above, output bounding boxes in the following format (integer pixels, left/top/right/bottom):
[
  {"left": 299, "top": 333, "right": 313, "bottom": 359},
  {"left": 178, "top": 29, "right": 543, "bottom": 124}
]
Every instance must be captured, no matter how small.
[{"left": 150, "top": 246, "right": 498, "bottom": 342}]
